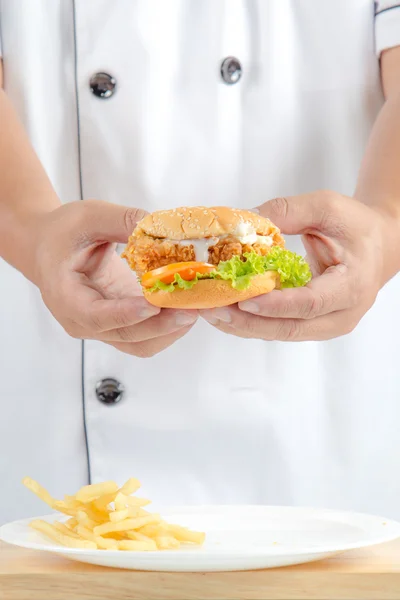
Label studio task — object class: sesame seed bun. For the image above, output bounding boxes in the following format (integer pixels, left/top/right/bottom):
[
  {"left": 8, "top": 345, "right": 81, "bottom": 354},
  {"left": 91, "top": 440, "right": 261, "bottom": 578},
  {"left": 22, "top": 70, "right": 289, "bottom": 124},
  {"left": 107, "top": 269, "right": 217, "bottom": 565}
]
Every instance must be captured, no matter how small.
[
  {"left": 135, "top": 206, "right": 281, "bottom": 241},
  {"left": 143, "top": 272, "right": 279, "bottom": 309},
  {"left": 123, "top": 206, "right": 284, "bottom": 309}
]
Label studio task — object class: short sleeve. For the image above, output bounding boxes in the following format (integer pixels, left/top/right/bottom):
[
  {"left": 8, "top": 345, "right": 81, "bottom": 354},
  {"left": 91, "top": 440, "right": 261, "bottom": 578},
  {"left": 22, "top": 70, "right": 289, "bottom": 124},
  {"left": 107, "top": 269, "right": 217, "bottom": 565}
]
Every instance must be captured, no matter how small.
[{"left": 375, "top": 1, "right": 400, "bottom": 57}]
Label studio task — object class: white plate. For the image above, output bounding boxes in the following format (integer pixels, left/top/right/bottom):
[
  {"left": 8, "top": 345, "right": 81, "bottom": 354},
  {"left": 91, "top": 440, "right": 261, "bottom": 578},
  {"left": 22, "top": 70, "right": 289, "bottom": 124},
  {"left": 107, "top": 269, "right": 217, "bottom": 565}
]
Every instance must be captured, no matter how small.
[{"left": 1, "top": 505, "right": 399, "bottom": 572}]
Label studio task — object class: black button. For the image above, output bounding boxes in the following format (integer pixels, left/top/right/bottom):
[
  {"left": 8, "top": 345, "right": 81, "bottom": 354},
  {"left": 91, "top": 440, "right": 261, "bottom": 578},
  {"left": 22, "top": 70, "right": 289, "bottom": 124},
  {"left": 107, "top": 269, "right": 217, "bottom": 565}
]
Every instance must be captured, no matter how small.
[
  {"left": 220, "top": 57, "right": 242, "bottom": 85},
  {"left": 89, "top": 72, "right": 116, "bottom": 99},
  {"left": 96, "top": 378, "right": 124, "bottom": 404}
]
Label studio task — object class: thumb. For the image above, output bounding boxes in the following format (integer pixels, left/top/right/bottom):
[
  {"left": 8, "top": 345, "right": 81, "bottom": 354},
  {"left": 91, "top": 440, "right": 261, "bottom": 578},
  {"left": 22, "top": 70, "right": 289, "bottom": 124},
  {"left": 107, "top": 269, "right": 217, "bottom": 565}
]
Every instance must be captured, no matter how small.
[
  {"left": 79, "top": 200, "right": 148, "bottom": 243},
  {"left": 256, "top": 193, "right": 324, "bottom": 235}
]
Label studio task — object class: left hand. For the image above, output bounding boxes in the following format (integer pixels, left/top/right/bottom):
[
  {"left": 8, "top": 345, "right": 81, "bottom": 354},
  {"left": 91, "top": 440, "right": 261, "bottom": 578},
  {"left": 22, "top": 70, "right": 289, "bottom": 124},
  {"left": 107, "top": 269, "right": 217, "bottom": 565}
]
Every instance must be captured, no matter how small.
[
  {"left": 201, "top": 191, "right": 400, "bottom": 341},
  {"left": 31, "top": 200, "right": 198, "bottom": 358}
]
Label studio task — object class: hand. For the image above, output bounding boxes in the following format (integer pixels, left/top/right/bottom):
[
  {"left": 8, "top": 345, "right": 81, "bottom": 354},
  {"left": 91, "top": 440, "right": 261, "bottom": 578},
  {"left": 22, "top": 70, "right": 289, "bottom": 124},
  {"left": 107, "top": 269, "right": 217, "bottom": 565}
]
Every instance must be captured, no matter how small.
[
  {"left": 201, "top": 191, "right": 400, "bottom": 341},
  {"left": 30, "top": 200, "right": 197, "bottom": 357}
]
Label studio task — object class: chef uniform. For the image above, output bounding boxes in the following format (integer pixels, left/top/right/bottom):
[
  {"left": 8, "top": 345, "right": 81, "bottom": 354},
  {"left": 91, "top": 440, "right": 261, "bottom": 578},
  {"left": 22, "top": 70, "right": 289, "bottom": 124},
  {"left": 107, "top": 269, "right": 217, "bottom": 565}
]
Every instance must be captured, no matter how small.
[{"left": 1, "top": 0, "right": 400, "bottom": 524}]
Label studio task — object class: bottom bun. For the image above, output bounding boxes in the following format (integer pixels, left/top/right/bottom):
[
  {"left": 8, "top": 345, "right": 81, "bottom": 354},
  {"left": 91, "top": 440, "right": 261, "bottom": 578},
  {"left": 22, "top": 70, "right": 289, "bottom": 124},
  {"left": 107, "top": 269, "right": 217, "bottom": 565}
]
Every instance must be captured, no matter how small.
[{"left": 143, "top": 272, "right": 279, "bottom": 309}]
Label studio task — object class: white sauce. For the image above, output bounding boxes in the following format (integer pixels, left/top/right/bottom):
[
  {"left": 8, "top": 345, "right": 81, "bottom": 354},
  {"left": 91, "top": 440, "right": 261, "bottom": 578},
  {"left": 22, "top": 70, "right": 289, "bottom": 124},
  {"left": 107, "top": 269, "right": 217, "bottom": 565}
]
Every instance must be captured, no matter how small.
[
  {"left": 235, "top": 222, "right": 254, "bottom": 240},
  {"left": 235, "top": 233, "right": 273, "bottom": 245},
  {"left": 178, "top": 238, "right": 219, "bottom": 262},
  {"left": 165, "top": 224, "right": 273, "bottom": 262},
  {"left": 254, "top": 235, "right": 273, "bottom": 246},
  {"left": 233, "top": 223, "right": 273, "bottom": 246}
]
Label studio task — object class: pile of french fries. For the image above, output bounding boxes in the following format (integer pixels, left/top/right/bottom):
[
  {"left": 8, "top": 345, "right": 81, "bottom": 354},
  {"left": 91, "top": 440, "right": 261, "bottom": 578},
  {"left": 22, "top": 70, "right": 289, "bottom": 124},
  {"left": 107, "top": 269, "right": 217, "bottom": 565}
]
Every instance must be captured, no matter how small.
[{"left": 22, "top": 476, "right": 205, "bottom": 551}]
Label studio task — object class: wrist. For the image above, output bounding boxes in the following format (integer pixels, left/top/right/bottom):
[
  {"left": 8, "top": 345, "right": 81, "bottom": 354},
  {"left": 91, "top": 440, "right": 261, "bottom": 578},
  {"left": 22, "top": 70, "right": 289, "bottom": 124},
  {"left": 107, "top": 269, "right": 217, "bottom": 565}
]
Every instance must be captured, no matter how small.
[
  {"left": 0, "top": 196, "right": 61, "bottom": 285},
  {"left": 372, "top": 205, "right": 400, "bottom": 285}
]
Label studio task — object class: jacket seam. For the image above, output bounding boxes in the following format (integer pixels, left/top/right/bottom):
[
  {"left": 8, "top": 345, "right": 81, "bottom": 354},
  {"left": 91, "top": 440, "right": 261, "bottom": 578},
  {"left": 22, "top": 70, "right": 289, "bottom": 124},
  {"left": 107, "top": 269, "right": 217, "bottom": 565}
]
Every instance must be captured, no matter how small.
[{"left": 72, "top": 0, "right": 92, "bottom": 485}]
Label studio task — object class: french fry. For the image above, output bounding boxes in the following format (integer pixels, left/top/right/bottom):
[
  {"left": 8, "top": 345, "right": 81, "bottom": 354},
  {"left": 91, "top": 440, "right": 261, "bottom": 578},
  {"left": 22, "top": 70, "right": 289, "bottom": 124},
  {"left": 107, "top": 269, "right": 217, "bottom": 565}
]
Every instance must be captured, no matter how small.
[
  {"left": 111, "top": 505, "right": 141, "bottom": 519},
  {"left": 65, "top": 517, "right": 78, "bottom": 529},
  {"left": 129, "top": 497, "right": 151, "bottom": 507},
  {"left": 102, "top": 531, "right": 126, "bottom": 540},
  {"left": 138, "top": 523, "right": 168, "bottom": 538},
  {"left": 94, "top": 514, "right": 161, "bottom": 536},
  {"left": 83, "top": 505, "right": 109, "bottom": 524},
  {"left": 109, "top": 509, "right": 129, "bottom": 523},
  {"left": 167, "top": 524, "right": 206, "bottom": 545},
  {"left": 52, "top": 521, "right": 81, "bottom": 539},
  {"left": 55, "top": 500, "right": 104, "bottom": 523},
  {"left": 76, "top": 526, "right": 118, "bottom": 550},
  {"left": 52, "top": 501, "right": 78, "bottom": 518},
  {"left": 64, "top": 495, "right": 83, "bottom": 510},
  {"left": 114, "top": 493, "right": 126, "bottom": 511},
  {"left": 118, "top": 539, "right": 157, "bottom": 551},
  {"left": 92, "top": 480, "right": 141, "bottom": 511},
  {"left": 117, "top": 493, "right": 151, "bottom": 508},
  {"left": 119, "top": 478, "right": 141, "bottom": 495},
  {"left": 30, "top": 520, "right": 97, "bottom": 549},
  {"left": 66, "top": 503, "right": 106, "bottom": 524},
  {"left": 76, "top": 510, "right": 97, "bottom": 530},
  {"left": 22, "top": 477, "right": 55, "bottom": 509},
  {"left": 92, "top": 492, "right": 118, "bottom": 512},
  {"left": 155, "top": 535, "right": 180, "bottom": 550},
  {"left": 126, "top": 530, "right": 156, "bottom": 543},
  {"left": 23, "top": 476, "right": 206, "bottom": 551},
  {"left": 76, "top": 481, "right": 119, "bottom": 503},
  {"left": 95, "top": 536, "right": 119, "bottom": 551}
]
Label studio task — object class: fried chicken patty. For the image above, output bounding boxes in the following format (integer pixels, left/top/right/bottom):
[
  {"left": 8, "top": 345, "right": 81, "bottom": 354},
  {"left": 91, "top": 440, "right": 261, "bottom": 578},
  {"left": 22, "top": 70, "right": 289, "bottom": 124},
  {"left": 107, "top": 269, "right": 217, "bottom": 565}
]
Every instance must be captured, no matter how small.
[{"left": 122, "top": 234, "right": 281, "bottom": 275}]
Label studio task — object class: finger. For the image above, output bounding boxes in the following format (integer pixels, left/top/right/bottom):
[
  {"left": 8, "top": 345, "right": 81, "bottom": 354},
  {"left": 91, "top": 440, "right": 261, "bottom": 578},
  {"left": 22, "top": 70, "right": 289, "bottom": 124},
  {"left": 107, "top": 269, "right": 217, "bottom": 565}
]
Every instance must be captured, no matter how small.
[
  {"left": 302, "top": 232, "right": 344, "bottom": 275},
  {"left": 105, "top": 325, "right": 194, "bottom": 358},
  {"left": 64, "top": 281, "right": 161, "bottom": 331},
  {"left": 256, "top": 191, "right": 350, "bottom": 239},
  {"left": 74, "top": 199, "right": 148, "bottom": 244},
  {"left": 201, "top": 306, "right": 357, "bottom": 342},
  {"left": 238, "top": 263, "right": 353, "bottom": 319},
  {"left": 92, "top": 309, "right": 198, "bottom": 343},
  {"left": 84, "top": 299, "right": 162, "bottom": 332}
]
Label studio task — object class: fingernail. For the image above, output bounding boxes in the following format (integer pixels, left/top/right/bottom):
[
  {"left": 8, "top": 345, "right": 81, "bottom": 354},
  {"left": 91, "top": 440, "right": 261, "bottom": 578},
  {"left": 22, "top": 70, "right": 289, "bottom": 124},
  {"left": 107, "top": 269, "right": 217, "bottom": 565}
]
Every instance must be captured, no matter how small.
[
  {"left": 201, "top": 311, "right": 219, "bottom": 325},
  {"left": 210, "top": 309, "right": 232, "bottom": 323},
  {"left": 139, "top": 306, "right": 160, "bottom": 319},
  {"left": 239, "top": 301, "right": 260, "bottom": 314},
  {"left": 336, "top": 264, "right": 347, "bottom": 274},
  {"left": 248, "top": 207, "right": 260, "bottom": 214},
  {"left": 175, "top": 312, "right": 198, "bottom": 327}
]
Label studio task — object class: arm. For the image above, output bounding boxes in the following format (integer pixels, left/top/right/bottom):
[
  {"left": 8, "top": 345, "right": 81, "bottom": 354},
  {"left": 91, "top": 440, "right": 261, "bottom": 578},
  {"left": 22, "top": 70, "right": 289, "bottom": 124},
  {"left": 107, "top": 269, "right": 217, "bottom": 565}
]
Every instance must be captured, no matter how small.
[
  {"left": 0, "top": 61, "right": 197, "bottom": 355},
  {"left": 201, "top": 48, "right": 400, "bottom": 340},
  {"left": 0, "top": 61, "right": 61, "bottom": 281},
  {"left": 355, "top": 47, "right": 400, "bottom": 227}
]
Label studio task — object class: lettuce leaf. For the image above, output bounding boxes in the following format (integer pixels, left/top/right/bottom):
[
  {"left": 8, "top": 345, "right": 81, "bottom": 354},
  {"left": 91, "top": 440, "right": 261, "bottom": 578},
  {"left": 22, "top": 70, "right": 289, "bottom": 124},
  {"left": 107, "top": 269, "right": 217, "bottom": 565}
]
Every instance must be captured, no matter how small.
[
  {"left": 262, "top": 247, "right": 312, "bottom": 288},
  {"left": 146, "top": 273, "right": 202, "bottom": 293},
  {"left": 144, "top": 247, "right": 311, "bottom": 293}
]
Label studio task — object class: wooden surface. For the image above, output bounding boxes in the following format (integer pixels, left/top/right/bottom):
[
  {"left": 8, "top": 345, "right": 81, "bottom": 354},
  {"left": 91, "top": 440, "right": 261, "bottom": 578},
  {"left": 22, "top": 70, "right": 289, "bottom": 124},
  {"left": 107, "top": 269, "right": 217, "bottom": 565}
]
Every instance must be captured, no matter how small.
[{"left": 1, "top": 540, "right": 400, "bottom": 600}]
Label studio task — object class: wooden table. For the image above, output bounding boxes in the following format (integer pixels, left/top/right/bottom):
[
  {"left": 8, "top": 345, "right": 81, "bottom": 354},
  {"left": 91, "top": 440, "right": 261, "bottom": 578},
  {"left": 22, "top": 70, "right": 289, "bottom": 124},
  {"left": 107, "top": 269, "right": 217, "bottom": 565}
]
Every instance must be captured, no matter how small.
[{"left": 1, "top": 539, "right": 400, "bottom": 600}]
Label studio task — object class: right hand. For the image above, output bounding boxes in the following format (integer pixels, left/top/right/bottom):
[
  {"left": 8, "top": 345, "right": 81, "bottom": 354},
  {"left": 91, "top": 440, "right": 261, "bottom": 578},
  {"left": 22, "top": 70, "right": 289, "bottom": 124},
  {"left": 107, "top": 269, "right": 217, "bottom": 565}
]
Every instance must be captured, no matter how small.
[{"left": 28, "top": 200, "right": 198, "bottom": 357}]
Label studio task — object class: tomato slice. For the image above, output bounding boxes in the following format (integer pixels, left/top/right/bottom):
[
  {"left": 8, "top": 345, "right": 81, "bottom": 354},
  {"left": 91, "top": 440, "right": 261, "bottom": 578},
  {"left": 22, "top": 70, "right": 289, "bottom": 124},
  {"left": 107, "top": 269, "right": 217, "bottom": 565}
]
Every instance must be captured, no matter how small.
[{"left": 141, "top": 262, "right": 216, "bottom": 289}]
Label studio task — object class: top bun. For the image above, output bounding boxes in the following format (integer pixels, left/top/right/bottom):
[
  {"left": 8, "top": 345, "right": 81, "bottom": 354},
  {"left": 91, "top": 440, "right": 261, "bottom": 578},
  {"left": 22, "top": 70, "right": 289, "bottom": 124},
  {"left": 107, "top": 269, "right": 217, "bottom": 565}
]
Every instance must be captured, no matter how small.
[{"left": 135, "top": 206, "right": 281, "bottom": 241}]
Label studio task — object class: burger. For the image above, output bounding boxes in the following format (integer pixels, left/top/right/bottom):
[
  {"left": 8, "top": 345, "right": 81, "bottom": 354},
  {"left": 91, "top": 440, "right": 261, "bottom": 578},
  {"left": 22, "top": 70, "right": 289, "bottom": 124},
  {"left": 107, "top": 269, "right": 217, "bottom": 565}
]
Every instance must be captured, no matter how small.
[{"left": 121, "top": 206, "right": 311, "bottom": 309}]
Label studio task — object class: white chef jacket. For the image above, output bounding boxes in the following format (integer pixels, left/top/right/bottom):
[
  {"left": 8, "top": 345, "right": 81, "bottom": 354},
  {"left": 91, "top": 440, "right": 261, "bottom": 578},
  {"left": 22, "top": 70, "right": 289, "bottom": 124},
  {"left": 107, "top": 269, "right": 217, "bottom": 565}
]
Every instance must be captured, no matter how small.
[{"left": 1, "top": 0, "right": 400, "bottom": 524}]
